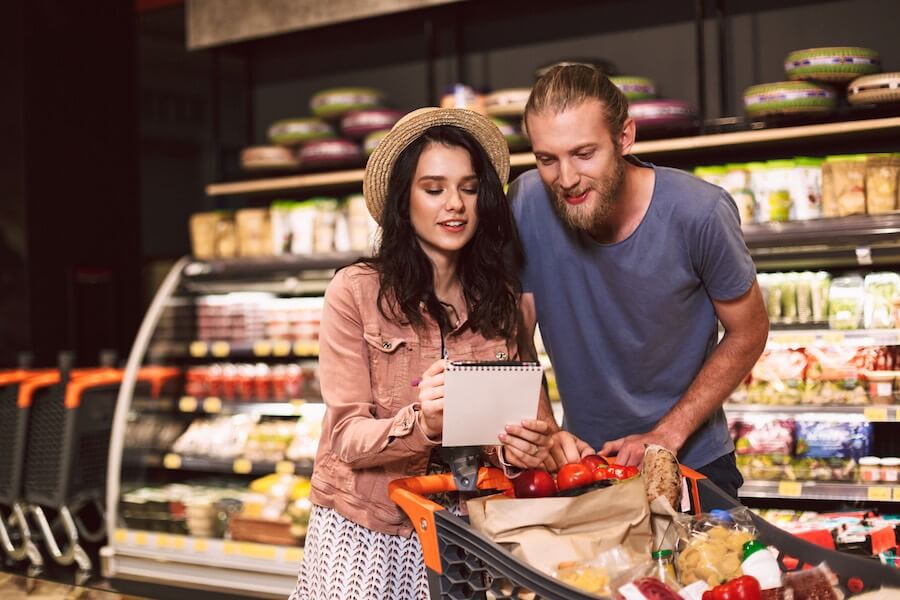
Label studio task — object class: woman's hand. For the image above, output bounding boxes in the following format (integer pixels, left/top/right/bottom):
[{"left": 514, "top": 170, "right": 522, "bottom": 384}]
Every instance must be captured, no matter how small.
[
  {"left": 498, "top": 419, "right": 553, "bottom": 469},
  {"left": 416, "top": 358, "right": 446, "bottom": 439}
]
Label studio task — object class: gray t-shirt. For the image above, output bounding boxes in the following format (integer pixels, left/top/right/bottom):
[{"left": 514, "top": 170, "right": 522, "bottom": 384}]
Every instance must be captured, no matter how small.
[{"left": 509, "top": 159, "right": 756, "bottom": 468}]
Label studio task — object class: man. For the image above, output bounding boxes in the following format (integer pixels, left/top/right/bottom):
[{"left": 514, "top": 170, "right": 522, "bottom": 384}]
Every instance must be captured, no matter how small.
[{"left": 507, "top": 65, "right": 769, "bottom": 497}]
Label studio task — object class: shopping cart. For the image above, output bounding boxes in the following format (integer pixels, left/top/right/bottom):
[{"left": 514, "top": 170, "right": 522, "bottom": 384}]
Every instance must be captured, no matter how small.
[
  {"left": 390, "top": 466, "right": 900, "bottom": 599},
  {"left": 19, "top": 366, "right": 178, "bottom": 583},
  {"left": 0, "top": 370, "right": 52, "bottom": 570}
]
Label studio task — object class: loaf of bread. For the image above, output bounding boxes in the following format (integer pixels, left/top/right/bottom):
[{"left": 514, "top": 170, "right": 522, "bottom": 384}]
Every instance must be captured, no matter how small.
[{"left": 642, "top": 444, "right": 681, "bottom": 509}]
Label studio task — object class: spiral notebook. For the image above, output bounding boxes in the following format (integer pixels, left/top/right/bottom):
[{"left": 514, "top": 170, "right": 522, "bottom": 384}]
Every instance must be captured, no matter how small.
[{"left": 442, "top": 360, "right": 544, "bottom": 447}]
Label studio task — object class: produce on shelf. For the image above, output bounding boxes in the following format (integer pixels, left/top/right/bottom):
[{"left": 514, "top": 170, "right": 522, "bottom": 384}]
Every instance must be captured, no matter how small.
[
  {"left": 484, "top": 88, "right": 531, "bottom": 118},
  {"left": 309, "top": 87, "right": 386, "bottom": 120},
  {"left": 195, "top": 292, "right": 323, "bottom": 344},
  {"left": 848, "top": 72, "right": 900, "bottom": 106},
  {"left": 609, "top": 76, "right": 657, "bottom": 101},
  {"left": 339, "top": 108, "right": 403, "bottom": 139},
  {"left": 743, "top": 81, "right": 838, "bottom": 118},
  {"left": 297, "top": 138, "right": 363, "bottom": 171},
  {"left": 239, "top": 146, "right": 300, "bottom": 171},
  {"left": 863, "top": 272, "right": 900, "bottom": 329}
]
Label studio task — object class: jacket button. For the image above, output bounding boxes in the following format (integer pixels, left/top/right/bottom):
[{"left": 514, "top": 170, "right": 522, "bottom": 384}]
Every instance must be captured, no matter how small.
[
  {"left": 382, "top": 341, "right": 392, "bottom": 350},
  {"left": 495, "top": 351, "right": 508, "bottom": 360}
]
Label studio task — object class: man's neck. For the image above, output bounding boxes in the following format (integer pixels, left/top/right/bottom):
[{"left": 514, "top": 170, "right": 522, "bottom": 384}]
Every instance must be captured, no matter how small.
[{"left": 589, "top": 161, "right": 654, "bottom": 244}]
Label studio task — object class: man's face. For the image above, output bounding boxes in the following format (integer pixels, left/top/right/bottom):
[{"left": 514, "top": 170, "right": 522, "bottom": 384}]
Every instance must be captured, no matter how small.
[{"left": 526, "top": 100, "right": 626, "bottom": 232}]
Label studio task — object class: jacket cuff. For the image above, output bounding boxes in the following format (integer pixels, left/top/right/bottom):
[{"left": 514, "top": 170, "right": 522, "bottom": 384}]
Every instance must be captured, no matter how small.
[{"left": 390, "top": 403, "right": 441, "bottom": 451}]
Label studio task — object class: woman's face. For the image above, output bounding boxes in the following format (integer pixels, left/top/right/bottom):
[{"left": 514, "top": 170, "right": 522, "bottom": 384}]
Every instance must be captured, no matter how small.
[{"left": 409, "top": 142, "right": 479, "bottom": 263}]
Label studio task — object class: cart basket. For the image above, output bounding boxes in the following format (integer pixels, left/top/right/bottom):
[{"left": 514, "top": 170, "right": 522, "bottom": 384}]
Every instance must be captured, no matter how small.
[{"left": 390, "top": 467, "right": 900, "bottom": 600}]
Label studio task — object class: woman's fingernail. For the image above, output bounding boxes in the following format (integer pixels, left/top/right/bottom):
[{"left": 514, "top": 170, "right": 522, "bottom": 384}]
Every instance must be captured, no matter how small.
[
  {"left": 411, "top": 378, "right": 421, "bottom": 387},
  {"left": 498, "top": 433, "right": 507, "bottom": 441}
]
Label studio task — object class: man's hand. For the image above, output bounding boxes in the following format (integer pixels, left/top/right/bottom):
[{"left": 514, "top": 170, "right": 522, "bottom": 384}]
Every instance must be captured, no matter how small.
[
  {"left": 498, "top": 419, "right": 553, "bottom": 469},
  {"left": 599, "top": 427, "right": 682, "bottom": 467},
  {"left": 543, "top": 431, "right": 595, "bottom": 472}
]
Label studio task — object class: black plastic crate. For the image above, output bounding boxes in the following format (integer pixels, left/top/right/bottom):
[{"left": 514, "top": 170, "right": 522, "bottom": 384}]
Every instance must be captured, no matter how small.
[{"left": 0, "top": 373, "right": 34, "bottom": 506}]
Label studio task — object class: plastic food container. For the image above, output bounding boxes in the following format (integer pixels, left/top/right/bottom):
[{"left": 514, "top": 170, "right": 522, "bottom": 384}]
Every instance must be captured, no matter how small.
[
  {"left": 864, "top": 272, "right": 900, "bottom": 329},
  {"left": 484, "top": 88, "right": 531, "bottom": 117},
  {"left": 865, "top": 371, "right": 895, "bottom": 405},
  {"left": 762, "top": 160, "right": 794, "bottom": 223},
  {"left": 722, "top": 163, "right": 755, "bottom": 225},
  {"left": 865, "top": 154, "right": 899, "bottom": 214},
  {"left": 240, "top": 146, "right": 300, "bottom": 171},
  {"left": 297, "top": 139, "right": 364, "bottom": 170},
  {"left": 828, "top": 275, "right": 865, "bottom": 330},
  {"left": 881, "top": 458, "right": 900, "bottom": 483},
  {"left": 826, "top": 155, "right": 867, "bottom": 217},
  {"left": 340, "top": 109, "right": 403, "bottom": 139},
  {"left": 859, "top": 457, "right": 882, "bottom": 483},
  {"left": 628, "top": 99, "right": 696, "bottom": 133},
  {"left": 784, "top": 46, "right": 881, "bottom": 83},
  {"left": 790, "top": 157, "right": 824, "bottom": 220}
]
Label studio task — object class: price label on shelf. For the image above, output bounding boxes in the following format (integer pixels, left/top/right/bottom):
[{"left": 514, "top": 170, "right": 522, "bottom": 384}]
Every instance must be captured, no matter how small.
[
  {"left": 820, "top": 332, "right": 845, "bottom": 344},
  {"left": 211, "top": 341, "right": 230, "bottom": 358},
  {"left": 864, "top": 407, "right": 890, "bottom": 422},
  {"left": 238, "top": 542, "right": 277, "bottom": 560},
  {"left": 284, "top": 548, "right": 303, "bottom": 563},
  {"left": 273, "top": 340, "right": 292, "bottom": 357},
  {"left": 202, "top": 397, "right": 222, "bottom": 413},
  {"left": 156, "top": 534, "right": 172, "bottom": 549},
  {"left": 223, "top": 541, "right": 238, "bottom": 556},
  {"left": 868, "top": 486, "right": 892, "bottom": 501},
  {"left": 291, "top": 399, "right": 306, "bottom": 409},
  {"left": 233, "top": 458, "right": 253, "bottom": 474},
  {"left": 276, "top": 461, "right": 295, "bottom": 475},
  {"left": 134, "top": 532, "right": 148, "bottom": 547},
  {"left": 113, "top": 529, "right": 128, "bottom": 544},
  {"left": 189, "top": 341, "right": 209, "bottom": 357},
  {"left": 163, "top": 453, "right": 182, "bottom": 470},
  {"left": 178, "top": 396, "right": 198, "bottom": 412},
  {"left": 770, "top": 333, "right": 816, "bottom": 347},
  {"left": 778, "top": 481, "right": 803, "bottom": 497},
  {"left": 253, "top": 340, "right": 273, "bottom": 357},
  {"left": 193, "top": 538, "right": 209, "bottom": 553}
]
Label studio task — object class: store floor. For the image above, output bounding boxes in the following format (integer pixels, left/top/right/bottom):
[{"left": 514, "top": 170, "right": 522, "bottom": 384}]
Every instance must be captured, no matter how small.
[{"left": 0, "top": 572, "right": 146, "bottom": 600}]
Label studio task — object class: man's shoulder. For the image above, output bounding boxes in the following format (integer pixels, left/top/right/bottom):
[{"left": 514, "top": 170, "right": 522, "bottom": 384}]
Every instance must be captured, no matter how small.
[
  {"left": 509, "top": 169, "right": 553, "bottom": 226},
  {"left": 654, "top": 165, "right": 736, "bottom": 223}
]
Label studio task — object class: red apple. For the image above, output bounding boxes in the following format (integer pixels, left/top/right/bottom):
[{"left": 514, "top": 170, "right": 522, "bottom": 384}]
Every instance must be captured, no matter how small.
[
  {"left": 557, "top": 463, "right": 594, "bottom": 492},
  {"left": 513, "top": 468, "right": 558, "bottom": 498}
]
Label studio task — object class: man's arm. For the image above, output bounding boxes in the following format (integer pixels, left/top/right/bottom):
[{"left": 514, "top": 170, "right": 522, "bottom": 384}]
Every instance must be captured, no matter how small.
[{"left": 600, "top": 280, "right": 769, "bottom": 466}]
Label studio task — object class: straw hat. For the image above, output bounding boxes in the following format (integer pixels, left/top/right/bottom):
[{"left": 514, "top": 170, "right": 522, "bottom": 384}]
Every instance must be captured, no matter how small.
[{"left": 362, "top": 107, "right": 511, "bottom": 225}]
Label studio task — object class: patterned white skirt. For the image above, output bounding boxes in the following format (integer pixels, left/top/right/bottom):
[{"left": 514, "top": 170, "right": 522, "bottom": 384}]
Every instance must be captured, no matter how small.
[{"left": 289, "top": 505, "right": 430, "bottom": 600}]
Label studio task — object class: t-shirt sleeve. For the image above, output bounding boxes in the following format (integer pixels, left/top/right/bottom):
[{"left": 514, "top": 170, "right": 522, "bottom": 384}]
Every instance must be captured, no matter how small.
[
  {"left": 693, "top": 192, "right": 757, "bottom": 301},
  {"left": 508, "top": 173, "right": 535, "bottom": 293}
]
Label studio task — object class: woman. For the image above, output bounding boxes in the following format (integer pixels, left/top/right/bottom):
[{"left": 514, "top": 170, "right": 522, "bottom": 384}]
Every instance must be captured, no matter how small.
[{"left": 290, "top": 108, "right": 552, "bottom": 600}]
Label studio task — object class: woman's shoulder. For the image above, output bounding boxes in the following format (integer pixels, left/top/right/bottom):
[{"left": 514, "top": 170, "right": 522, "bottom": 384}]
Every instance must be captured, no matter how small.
[{"left": 326, "top": 262, "right": 380, "bottom": 298}]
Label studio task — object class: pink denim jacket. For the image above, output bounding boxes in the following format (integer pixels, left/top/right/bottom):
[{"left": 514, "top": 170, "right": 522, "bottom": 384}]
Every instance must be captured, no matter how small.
[{"left": 309, "top": 264, "right": 519, "bottom": 536}]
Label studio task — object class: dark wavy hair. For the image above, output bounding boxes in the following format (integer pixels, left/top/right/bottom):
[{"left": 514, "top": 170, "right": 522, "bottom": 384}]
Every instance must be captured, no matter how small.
[{"left": 360, "top": 125, "right": 523, "bottom": 340}]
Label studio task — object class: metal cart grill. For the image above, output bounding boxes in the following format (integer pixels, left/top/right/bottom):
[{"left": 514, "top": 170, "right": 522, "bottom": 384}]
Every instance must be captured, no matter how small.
[{"left": 390, "top": 467, "right": 900, "bottom": 600}]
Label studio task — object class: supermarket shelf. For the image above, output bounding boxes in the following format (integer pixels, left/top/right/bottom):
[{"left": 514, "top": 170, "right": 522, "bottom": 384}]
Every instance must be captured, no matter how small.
[
  {"left": 182, "top": 252, "right": 363, "bottom": 281},
  {"left": 740, "top": 480, "right": 900, "bottom": 503},
  {"left": 102, "top": 529, "right": 301, "bottom": 599},
  {"left": 151, "top": 339, "right": 320, "bottom": 360},
  {"left": 767, "top": 328, "right": 900, "bottom": 348},
  {"left": 725, "top": 404, "right": 900, "bottom": 422},
  {"left": 131, "top": 396, "right": 322, "bottom": 416},
  {"left": 744, "top": 213, "right": 900, "bottom": 270},
  {"left": 207, "top": 117, "right": 900, "bottom": 197},
  {"left": 124, "top": 451, "right": 314, "bottom": 476}
]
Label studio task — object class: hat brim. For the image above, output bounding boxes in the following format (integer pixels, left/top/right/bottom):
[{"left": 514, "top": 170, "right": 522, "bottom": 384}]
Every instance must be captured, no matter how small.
[{"left": 362, "top": 107, "right": 511, "bottom": 225}]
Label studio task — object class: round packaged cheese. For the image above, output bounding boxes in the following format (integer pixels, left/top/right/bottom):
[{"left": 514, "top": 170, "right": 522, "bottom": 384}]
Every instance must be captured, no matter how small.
[
  {"left": 363, "top": 129, "right": 390, "bottom": 156},
  {"left": 628, "top": 99, "right": 695, "bottom": 132},
  {"left": 267, "top": 118, "right": 335, "bottom": 146},
  {"left": 743, "top": 81, "right": 838, "bottom": 117},
  {"left": 785, "top": 46, "right": 881, "bottom": 83},
  {"left": 310, "top": 87, "right": 385, "bottom": 120},
  {"left": 611, "top": 76, "right": 657, "bottom": 101},
  {"left": 491, "top": 117, "right": 529, "bottom": 152},
  {"left": 297, "top": 139, "right": 363, "bottom": 170},
  {"left": 847, "top": 72, "right": 900, "bottom": 106},
  {"left": 340, "top": 109, "right": 404, "bottom": 139},
  {"left": 485, "top": 88, "right": 531, "bottom": 118},
  {"left": 240, "top": 146, "right": 299, "bottom": 171}
]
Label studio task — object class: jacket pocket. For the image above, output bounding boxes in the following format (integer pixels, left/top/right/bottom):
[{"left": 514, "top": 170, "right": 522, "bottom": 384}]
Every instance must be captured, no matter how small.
[{"left": 363, "top": 331, "right": 410, "bottom": 409}]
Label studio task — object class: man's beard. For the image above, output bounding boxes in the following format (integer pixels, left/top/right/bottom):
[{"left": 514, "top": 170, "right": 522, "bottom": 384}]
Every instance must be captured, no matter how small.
[{"left": 551, "top": 157, "right": 625, "bottom": 233}]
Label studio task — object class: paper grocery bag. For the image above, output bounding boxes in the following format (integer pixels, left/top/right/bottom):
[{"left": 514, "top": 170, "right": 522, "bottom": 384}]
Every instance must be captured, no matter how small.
[{"left": 466, "top": 478, "right": 652, "bottom": 575}]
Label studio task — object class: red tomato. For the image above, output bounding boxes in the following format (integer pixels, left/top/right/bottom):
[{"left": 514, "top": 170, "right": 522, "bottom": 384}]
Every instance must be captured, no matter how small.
[
  {"left": 630, "top": 577, "right": 681, "bottom": 600},
  {"left": 580, "top": 454, "right": 608, "bottom": 472},
  {"left": 608, "top": 465, "right": 640, "bottom": 480},
  {"left": 512, "top": 468, "right": 558, "bottom": 498},
  {"left": 557, "top": 463, "right": 593, "bottom": 491},
  {"left": 621, "top": 465, "right": 640, "bottom": 479}
]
